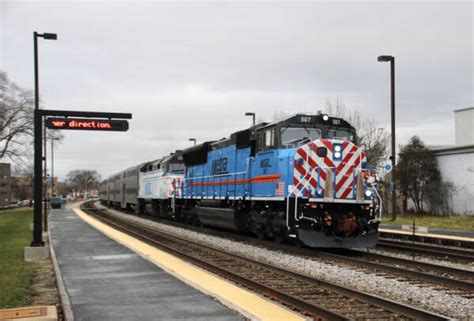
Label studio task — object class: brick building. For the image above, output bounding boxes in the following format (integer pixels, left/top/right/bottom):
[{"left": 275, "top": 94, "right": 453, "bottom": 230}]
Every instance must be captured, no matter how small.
[{"left": 11, "top": 176, "right": 33, "bottom": 202}]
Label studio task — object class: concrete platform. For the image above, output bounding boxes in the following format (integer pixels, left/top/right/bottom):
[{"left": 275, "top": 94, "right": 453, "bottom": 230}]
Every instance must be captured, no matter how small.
[
  {"left": 381, "top": 224, "right": 474, "bottom": 239},
  {"left": 49, "top": 207, "right": 243, "bottom": 321}
]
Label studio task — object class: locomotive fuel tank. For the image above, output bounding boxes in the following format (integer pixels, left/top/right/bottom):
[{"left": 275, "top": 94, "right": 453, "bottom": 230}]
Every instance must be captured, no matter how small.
[{"left": 193, "top": 201, "right": 249, "bottom": 233}]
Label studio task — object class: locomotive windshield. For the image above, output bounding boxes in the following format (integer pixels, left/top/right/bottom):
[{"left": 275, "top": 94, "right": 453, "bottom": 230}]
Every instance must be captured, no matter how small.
[
  {"left": 168, "top": 162, "right": 185, "bottom": 174},
  {"left": 281, "top": 127, "right": 321, "bottom": 147}
]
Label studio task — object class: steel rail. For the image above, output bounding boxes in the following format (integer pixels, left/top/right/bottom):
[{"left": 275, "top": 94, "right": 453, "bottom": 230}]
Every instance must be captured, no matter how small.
[
  {"left": 377, "top": 239, "right": 474, "bottom": 262},
  {"left": 92, "top": 203, "right": 474, "bottom": 295},
  {"left": 83, "top": 207, "right": 346, "bottom": 320},
  {"left": 95, "top": 203, "right": 474, "bottom": 293},
  {"left": 82, "top": 204, "right": 451, "bottom": 321},
  {"left": 316, "top": 250, "right": 474, "bottom": 293}
]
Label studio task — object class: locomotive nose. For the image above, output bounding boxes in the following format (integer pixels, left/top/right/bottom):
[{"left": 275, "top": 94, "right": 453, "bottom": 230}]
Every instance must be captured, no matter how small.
[{"left": 293, "top": 139, "right": 367, "bottom": 200}]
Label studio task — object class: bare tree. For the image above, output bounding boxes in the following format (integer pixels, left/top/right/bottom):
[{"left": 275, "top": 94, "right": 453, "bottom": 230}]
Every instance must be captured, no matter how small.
[
  {"left": 66, "top": 169, "right": 101, "bottom": 195},
  {"left": 425, "top": 180, "right": 459, "bottom": 216},
  {"left": 0, "top": 71, "right": 34, "bottom": 163},
  {"left": 0, "top": 70, "right": 64, "bottom": 170},
  {"left": 323, "top": 98, "right": 390, "bottom": 171},
  {"left": 272, "top": 111, "right": 291, "bottom": 122}
]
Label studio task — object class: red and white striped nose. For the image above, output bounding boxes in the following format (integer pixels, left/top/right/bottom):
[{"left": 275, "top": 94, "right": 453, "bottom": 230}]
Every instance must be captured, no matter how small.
[{"left": 293, "top": 139, "right": 367, "bottom": 200}]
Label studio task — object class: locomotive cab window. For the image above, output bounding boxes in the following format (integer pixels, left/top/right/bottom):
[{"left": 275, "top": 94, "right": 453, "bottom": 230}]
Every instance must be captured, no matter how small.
[
  {"left": 327, "top": 129, "right": 355, "bottom": 142},
  {"left": 257, "top": 127, "right": 276, "bottom": 151}
]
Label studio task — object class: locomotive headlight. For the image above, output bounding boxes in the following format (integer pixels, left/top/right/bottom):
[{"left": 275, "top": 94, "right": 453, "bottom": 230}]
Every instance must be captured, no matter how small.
[
  {"left": 322, "top": 114, "right": 329, "bottom": 122},
  {"left": 333, "top": 144, "right": 343, "bottom": 161},
  {"left": 365, "top": 190, "right": 373, "bottom": 197}
]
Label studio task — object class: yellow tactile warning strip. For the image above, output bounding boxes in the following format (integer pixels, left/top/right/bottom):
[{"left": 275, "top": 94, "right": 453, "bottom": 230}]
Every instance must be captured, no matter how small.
[
  {"left": 73, "top": 208, "right": 306, "bottom": 321},
  {"left": 379, "top": 228, "right": 474, "bottom": 243},
  {"left": 0, "top": 306, "right": 56, "bottom": 321},
  {"left": 0, "top": 307, "right": 45, "bottom": 320}
]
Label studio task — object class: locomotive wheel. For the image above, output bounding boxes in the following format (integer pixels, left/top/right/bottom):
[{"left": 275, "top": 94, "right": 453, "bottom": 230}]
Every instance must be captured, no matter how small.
[
  {"left": 135, "top": 200, "right": 145, "bottom": 214},
  {"left": 151, "top": 200, "right": 160, "bottom": 217},
  {"left": 293, "top": 237, "right": 304, "bottom": 248},
  {"left": 274, "top": 229, "right": 285, "bottom": 244},
  {"left": 256, "top": 225, "right": 266, "bottom": 240}
]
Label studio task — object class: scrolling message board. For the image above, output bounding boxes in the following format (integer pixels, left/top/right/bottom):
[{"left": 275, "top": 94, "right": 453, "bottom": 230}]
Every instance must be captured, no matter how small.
[{"left": 45, "top": 118, "right": 129, "bottom": 131}]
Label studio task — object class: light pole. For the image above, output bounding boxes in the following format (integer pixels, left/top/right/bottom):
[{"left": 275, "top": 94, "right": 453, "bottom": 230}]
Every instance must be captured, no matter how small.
[
  {"left": 245, "top": 112, "right": 256, "bottom": 126},
  {"left": 51, "top": 136, "right": 60, "bottom": 197},
  {"left": 32, "top": 31, "right": 57, "bottom": 246},
  {"left": 189, "top": 138, "right": 196, "bottom": 146},
  {"left": 377, "top": 55, "right": 396, "bottom": 221}
]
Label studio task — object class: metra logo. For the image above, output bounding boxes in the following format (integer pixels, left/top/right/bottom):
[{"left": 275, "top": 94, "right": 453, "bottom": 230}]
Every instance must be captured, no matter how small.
[
  {"left": 212, "top": 157, "right": 228, "bottom": 174},
  {"left": 260, "top": 159, "right": 272, "bottom": 168}
]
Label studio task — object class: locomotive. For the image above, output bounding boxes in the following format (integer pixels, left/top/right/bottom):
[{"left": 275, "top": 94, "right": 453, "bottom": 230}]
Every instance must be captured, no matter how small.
[{"left": 99, "top": 113, "right": 381, "bottom": 248}]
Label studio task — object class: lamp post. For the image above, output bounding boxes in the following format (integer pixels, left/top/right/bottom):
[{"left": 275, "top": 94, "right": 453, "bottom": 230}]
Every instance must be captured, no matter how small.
[
  {"left": 50, "top": 136, "right": 60, "bottom": 197},
  {"left": 32, "top": 31, "right": 57, "bottom": 246},
  {"left": 245, "top": 112, "right": 256, "bottom": 126},
  {"left": 377, "top": 55, "right": 396, "bottom": 221},
  {"left": 189, "top": 138, "right": 196, "bottom": 146}
]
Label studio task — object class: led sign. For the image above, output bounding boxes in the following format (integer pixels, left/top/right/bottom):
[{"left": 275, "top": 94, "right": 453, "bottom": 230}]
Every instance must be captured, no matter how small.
[{"left": 45, "top": 118, "right": 129, "bottom": 131}]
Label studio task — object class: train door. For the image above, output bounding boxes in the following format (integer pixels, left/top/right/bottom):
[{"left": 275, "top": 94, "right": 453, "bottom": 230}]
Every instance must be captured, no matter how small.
[
  {"left": 107, "top": 185, "right": 110, "bottom": 204},
  {"left": 122, "top": 183, "right": 126, "bottom": 208}
]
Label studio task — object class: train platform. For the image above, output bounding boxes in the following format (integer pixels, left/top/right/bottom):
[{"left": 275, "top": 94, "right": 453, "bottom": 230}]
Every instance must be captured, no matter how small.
[
  {"left": 381, "top": 224, "right": 474, "bottom": 239},
  {"left": 49, "top": 205, "right": 304, "bottom": 321},
  {"left": 379, "top": 224, "right": 474, "bottom": 247}
]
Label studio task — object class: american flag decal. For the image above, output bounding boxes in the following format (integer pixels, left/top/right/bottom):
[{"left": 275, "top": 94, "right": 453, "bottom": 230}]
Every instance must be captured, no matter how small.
[{"left": 275, "top": 181, "right": 285, "bottom": 196}]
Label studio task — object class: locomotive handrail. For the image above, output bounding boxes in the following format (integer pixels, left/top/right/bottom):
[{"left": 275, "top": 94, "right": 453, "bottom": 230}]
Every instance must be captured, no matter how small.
[
  {"left": 369, "top": 185, "right": 383, "bottom": 223},
  {"left": 293, "top": 177, "right": 313, "bottom": 223},
  {"left": 285, "top": 162, "right": 372, "bottom": 229}
]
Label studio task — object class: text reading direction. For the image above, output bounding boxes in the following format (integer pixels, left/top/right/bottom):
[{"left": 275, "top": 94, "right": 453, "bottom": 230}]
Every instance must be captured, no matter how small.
[{"left": 46, "top": 118, "right": 129, "bottom": 131}]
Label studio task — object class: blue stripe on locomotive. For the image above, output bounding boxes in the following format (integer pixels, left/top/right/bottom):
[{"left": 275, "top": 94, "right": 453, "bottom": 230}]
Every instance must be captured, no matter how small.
[{"left": 183, "top": 144, "right": 298, "bottom": 199}]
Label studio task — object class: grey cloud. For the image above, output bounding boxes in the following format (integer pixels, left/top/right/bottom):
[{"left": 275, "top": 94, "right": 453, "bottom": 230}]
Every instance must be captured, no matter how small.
[{"left": 1, "top": 1, "right": 472, "bottom": 179}]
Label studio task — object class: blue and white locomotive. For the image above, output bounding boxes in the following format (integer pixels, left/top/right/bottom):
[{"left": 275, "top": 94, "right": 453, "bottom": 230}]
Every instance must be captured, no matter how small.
[{"left": 99, "top": 113, "right": 380, "bottom": 248}]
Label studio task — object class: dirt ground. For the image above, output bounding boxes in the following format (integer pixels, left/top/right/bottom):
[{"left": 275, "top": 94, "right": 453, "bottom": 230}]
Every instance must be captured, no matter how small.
[{"left": 30, "top": 235, "right": 63, "bottom": 320}]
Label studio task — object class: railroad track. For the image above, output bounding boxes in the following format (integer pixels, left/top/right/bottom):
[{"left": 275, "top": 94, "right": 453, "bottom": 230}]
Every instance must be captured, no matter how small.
[
  {"left": 377, "top": 238, "right": 474, "bottom": 263},
  {"left": 92, "top": 202, "right": 474, "bottom": 298},
  {"left": 316, "top": 250, "right": 474, "bottom": 298},
  {"left": 379, "top": 230, "right": 474, "bottom": 249},
  {"left": 81, "top": 203, "right": 450, "bottom": 320}
]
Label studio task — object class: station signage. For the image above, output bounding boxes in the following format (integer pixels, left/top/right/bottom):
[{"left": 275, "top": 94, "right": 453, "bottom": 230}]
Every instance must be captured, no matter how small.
[{"left": 45, "top": 117, "right": 129, "bottom": 131}]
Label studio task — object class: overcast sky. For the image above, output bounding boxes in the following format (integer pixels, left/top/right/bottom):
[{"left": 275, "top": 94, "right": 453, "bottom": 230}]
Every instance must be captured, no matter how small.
[{"left": 1, "top": 1, "right": 472, "bottom": 180}]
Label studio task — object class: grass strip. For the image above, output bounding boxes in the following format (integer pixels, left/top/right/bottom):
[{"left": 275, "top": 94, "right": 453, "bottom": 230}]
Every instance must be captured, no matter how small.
[{"left": 0, "top": 208, "right": 37, "bottom": 308}]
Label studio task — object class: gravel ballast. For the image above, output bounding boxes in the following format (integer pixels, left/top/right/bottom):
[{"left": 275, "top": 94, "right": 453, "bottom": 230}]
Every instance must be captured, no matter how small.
[{"left": 94, "top": 204, "right": 473, "bottom": 320}]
